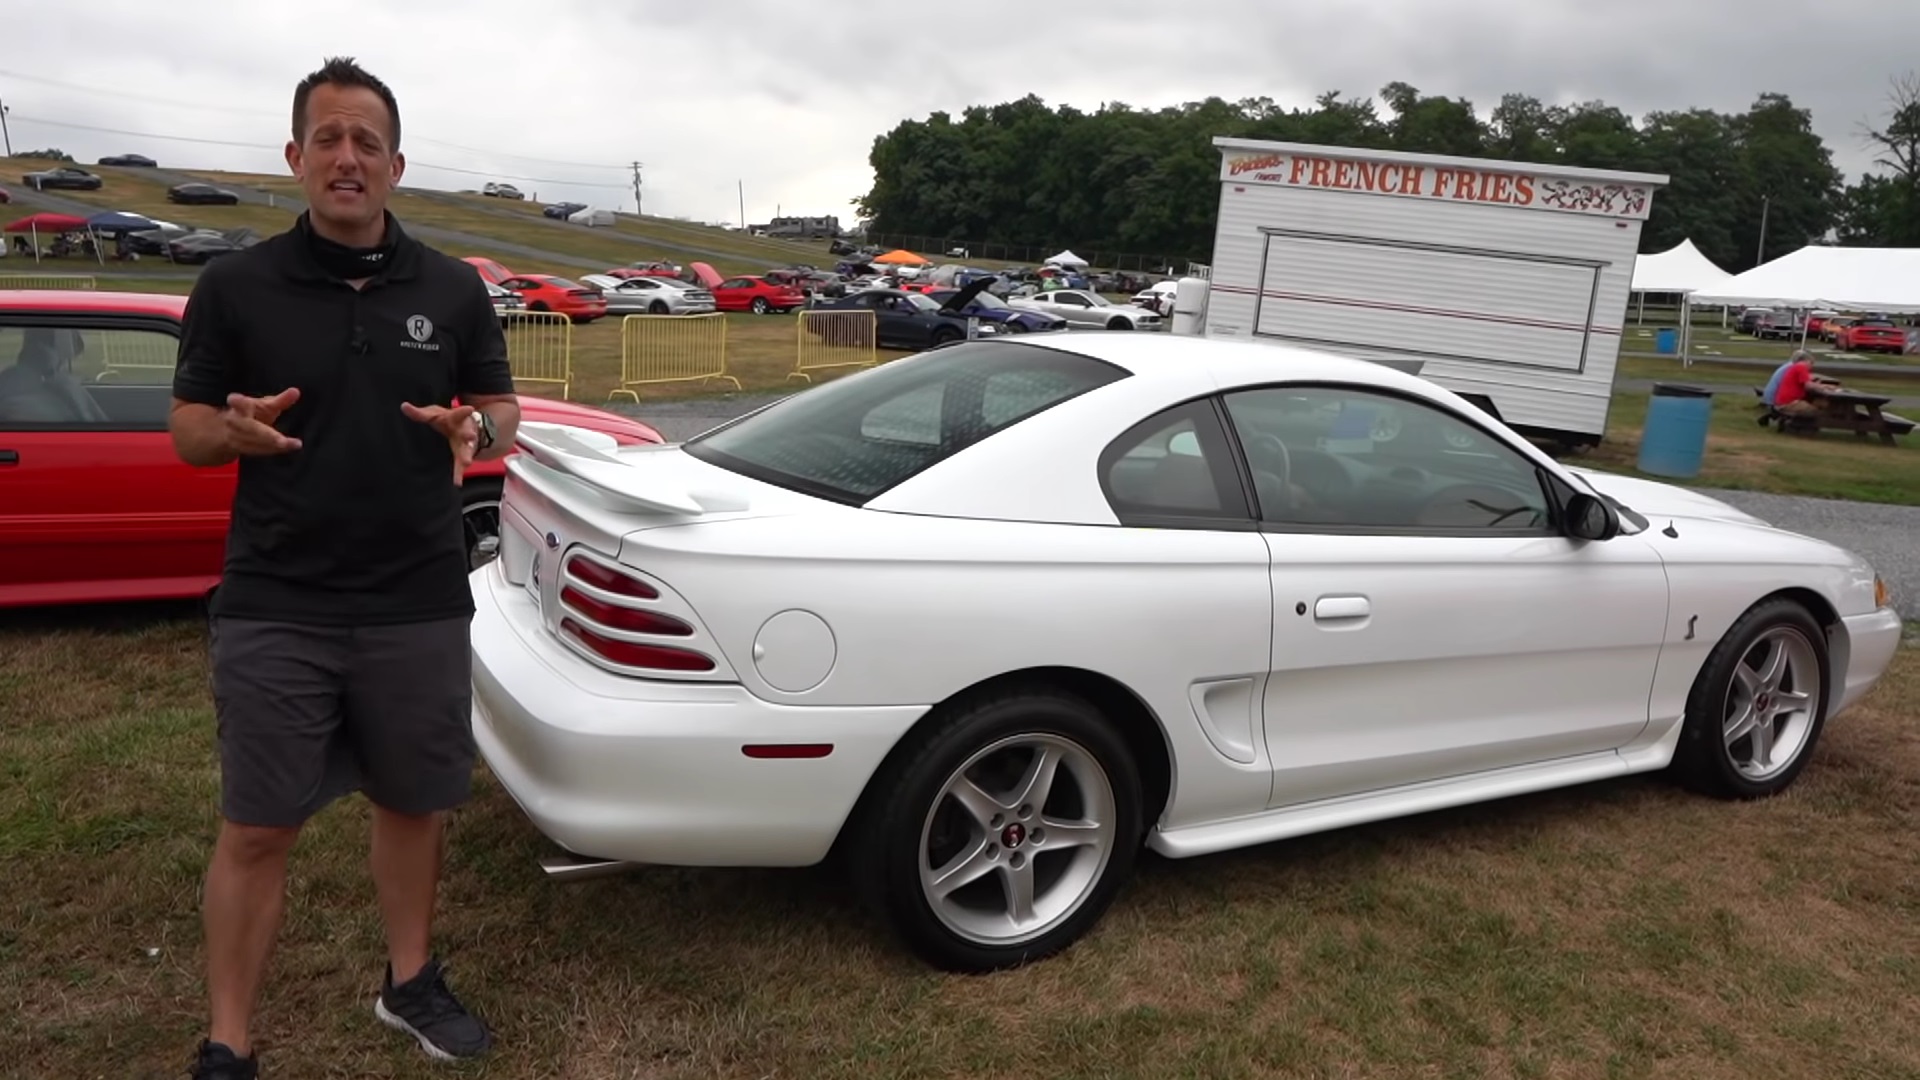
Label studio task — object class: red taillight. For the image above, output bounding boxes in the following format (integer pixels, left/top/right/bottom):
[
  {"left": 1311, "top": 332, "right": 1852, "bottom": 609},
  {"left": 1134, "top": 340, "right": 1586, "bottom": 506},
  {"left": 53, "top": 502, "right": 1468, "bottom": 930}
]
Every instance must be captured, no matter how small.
[
  {"left": 561, "top": 618, "right": 715, "bottom": 672},
  {"left": 566, "top": 556, "right": 657, "bottom": 599},
  {"left": 561, "top": 586, "right": 692, "bottom": 636}
]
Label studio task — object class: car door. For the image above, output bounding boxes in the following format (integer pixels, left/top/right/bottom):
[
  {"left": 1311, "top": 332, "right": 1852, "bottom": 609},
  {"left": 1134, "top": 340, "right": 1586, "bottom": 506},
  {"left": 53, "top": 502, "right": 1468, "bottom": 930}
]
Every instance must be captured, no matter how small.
[
  {"left": 0, "top": 314, "right": 234, "bottom": 606},
  {"left": 1218, "top": 384, "right": 1671, "bottom": 808},
  {"left": 1047, "top": 291, "right": 1099, "bottom": 327},
  {"left": 869, "top": 293, "right": 929, "bottom": 348}
]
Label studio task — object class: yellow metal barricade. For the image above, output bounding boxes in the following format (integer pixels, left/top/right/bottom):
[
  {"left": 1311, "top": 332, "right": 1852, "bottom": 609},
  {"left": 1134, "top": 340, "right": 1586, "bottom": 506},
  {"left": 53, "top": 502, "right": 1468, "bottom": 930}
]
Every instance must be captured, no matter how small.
[
  {"left": 792, "top": 310, "right": 877, "bottom": 383},
  {"left": 97, "top": 329, "right": 180, "bottom": 381},
  {"left": 610, "top": 313, "right": 736, "bottom": 402},
  {"left": 0, "top": 274, "right": 97, "bottom": 290},
  {"left": 503, "top": 311, "right": 574, "bottom": 398}
]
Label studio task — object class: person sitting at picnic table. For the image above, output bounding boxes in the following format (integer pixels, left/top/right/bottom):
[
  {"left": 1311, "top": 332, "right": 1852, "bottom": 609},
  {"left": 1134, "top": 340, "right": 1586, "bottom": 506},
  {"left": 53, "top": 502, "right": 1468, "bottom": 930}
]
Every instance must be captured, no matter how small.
[{"left": 1770, "top": 351, "right": 1840, "bottom": 420}]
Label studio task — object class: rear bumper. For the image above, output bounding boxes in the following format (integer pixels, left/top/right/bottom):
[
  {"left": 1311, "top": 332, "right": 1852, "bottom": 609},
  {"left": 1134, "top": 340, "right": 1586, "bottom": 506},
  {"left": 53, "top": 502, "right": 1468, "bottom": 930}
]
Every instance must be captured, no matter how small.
[
  {"left": 1837, "top": 607, "right": 1904, "bottom": 717},
  {"left": 468, "top": 564, "right": 927, "bottom": 867}
]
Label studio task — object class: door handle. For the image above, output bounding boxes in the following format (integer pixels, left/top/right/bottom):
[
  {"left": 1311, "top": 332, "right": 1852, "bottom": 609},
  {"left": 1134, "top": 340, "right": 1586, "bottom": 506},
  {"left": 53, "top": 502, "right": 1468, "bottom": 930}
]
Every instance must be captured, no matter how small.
[
  {"left": 0, "top": 450, "right": 18, "bottom": 465},
  {"left": 1314, "top": 596, "right": 1370, "bottom": 621}
]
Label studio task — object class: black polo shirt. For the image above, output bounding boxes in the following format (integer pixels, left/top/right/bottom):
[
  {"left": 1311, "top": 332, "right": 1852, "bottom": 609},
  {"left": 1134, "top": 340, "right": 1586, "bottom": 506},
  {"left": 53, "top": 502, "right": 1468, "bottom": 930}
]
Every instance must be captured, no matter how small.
[{"left": 173, "top": 213, "right": 515, "bottom": 625}]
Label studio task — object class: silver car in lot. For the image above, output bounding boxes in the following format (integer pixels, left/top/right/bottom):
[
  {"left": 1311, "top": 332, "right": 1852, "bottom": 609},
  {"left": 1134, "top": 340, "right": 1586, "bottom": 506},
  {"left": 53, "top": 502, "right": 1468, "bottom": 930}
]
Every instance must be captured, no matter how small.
[
  {"left": 1010, "top": 288, "right": 1164, "bottom": 330},
  {"left": 486, "top": 280, "right": 526, "bottom": 321},
  {"left": 580, "top": 273, "right": 717, "bottom": 315}
]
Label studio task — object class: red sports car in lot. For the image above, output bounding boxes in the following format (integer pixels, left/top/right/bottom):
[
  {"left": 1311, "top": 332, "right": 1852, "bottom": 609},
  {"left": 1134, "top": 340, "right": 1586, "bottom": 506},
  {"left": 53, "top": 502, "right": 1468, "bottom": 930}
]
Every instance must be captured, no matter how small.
[
  {"left": 709, "top": 276, "right": 805, "bottom": 314},
  {"left": 0, "top": 290, "right": 663, "bottom": 609},
  {"left": 495, "top": 274, "right": 608, "bottom": 323},
  {"left": 1833, "top": 318, "right": 1908, "bottom": 354}
]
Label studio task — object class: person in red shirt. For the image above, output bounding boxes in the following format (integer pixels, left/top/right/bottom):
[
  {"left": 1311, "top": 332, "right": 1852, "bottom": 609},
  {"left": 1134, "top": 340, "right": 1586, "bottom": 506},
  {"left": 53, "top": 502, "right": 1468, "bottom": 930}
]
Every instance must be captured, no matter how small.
[{"left": 1772, "top": 352, "right": 1838, "bottom": 418}]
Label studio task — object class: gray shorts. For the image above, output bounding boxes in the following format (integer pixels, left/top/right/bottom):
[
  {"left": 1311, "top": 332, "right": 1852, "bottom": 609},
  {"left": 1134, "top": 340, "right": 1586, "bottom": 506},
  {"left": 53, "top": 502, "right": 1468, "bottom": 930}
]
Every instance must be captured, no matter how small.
[{"left": 210, "top": 616, "right": 476, "bottom": 828}]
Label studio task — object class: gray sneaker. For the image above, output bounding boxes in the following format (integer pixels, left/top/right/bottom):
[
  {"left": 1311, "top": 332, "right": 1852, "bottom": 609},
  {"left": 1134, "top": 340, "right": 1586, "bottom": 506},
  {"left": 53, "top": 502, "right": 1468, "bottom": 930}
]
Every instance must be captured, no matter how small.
[{"left": 373, "top": 958, "right": 492, "bottom": 1061}]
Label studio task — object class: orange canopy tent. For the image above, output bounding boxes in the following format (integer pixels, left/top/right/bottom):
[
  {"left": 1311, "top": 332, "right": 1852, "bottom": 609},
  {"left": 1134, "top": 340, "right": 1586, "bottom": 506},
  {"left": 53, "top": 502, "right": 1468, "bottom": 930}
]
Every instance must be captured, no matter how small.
[{"left": 872, "top": 248, "right": 929, "bottom": 266}]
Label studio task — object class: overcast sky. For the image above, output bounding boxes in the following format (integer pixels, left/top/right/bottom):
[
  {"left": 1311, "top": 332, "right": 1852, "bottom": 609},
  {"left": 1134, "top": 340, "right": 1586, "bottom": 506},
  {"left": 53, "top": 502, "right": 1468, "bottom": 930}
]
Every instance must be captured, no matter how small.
[{"left": 5, "top": 0, "right": 1916, "bottom": 228}]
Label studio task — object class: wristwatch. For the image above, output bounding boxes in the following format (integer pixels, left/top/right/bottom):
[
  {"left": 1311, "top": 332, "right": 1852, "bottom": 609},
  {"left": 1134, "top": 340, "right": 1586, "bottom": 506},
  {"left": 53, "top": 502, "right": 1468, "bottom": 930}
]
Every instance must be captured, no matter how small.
[{"left": 474, "top": 410, "right": 496, "bottom": 451}]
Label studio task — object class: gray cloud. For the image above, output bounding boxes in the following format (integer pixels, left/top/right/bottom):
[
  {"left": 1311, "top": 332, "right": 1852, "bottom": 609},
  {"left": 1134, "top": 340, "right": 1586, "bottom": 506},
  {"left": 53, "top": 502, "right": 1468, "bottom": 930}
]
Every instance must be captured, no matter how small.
[{"left": 4, "top": 0, "right": 1915, "bottom": 229}]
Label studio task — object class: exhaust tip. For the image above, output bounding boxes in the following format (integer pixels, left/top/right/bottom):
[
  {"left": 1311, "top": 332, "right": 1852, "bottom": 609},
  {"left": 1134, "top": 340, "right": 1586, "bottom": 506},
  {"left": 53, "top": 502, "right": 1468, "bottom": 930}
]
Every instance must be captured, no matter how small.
[{"left": 538, "top": 853, "right": 639, "bottom": 882}]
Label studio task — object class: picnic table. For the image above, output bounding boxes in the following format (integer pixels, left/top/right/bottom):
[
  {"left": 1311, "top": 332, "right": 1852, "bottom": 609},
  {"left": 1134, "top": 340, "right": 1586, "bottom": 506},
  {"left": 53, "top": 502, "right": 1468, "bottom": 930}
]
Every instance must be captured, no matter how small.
[{"left": 1751, "top": 385, "right": 1914, "bottom": 445}]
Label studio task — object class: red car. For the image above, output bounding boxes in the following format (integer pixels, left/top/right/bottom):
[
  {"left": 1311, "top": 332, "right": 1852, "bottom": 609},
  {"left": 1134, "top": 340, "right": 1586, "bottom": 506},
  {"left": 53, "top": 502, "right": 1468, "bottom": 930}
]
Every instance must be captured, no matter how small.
[
  {"left": 462, "top": 255, "right": 515, "bottom": 284},
  {"left": 1833, "top": 318, "right": 1908, "bottom": 354},
  {"left": 685, "top": 261, "right": 804, "bottom": 314},
  {"left": 0, "top": 289, "right": 662, "bottom": 609},
  {"left": 495, "top": 274, "right": 609, "bottom": 323}
]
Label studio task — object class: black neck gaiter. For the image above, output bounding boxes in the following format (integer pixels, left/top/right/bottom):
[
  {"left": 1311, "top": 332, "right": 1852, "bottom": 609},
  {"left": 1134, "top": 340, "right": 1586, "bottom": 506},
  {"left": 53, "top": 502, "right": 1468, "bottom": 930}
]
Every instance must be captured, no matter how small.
[{"left": 303, "top": 213, "right": 395, "bottom": 280}]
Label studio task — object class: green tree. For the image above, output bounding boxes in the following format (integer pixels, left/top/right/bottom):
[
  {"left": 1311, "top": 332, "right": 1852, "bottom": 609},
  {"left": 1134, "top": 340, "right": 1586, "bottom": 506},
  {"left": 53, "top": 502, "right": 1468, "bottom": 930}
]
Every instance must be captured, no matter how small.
[
  {"left": 1637, "top": 109, "right": 1742, "bottom": 266},
  {"left": 1731, "top": 92, "right": 1843, "bottom": 267},
  {"left": 1859, "top": 72, "right": 1920, "bottom": 245},
  {"left": 1379, "top": 82, "right": 1487, "bottom": 156}
]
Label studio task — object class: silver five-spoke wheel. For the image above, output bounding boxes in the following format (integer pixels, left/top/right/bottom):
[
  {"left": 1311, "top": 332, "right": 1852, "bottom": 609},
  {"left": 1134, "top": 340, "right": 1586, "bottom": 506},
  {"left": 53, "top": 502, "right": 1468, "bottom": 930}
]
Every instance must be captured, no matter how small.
[
  {"left": 919, "top": 734, "right": 1117, "bottom": 947},
  {"left": 1722, "top": 625, "right": 1820, "bottom": 783}
]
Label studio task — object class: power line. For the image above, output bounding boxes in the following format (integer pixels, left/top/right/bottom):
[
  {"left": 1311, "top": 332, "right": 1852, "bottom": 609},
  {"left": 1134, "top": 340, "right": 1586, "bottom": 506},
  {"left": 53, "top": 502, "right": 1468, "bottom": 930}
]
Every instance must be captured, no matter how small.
[
  {"left": 7, "top": 113, "right": 629, "bottom": 189},
  {"left": 0, "top": 66, "right": 629, "bottom": 171}
]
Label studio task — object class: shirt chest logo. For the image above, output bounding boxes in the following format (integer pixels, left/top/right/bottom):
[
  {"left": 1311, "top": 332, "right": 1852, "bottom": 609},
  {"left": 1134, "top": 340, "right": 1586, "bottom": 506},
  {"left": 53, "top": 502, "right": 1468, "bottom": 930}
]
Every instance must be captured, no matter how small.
[{"left": 401, "top": 314, "right": 441, "bottom": 352}]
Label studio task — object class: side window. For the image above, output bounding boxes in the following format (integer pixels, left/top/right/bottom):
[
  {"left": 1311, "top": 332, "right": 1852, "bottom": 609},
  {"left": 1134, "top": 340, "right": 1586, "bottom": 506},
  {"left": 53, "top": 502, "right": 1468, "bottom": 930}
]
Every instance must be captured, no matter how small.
[
  {"left": 0, "top": 323, "right": 180, "bottom": 430},
  {"left": 1222, "top": 387, "right": 1551, "bottom": 532},
  {"left": 1099, "top": 400, "right": 1250, "bottom": 525},
  {"left": 860, "top": 383, "right": 942, "bottom": 445}
]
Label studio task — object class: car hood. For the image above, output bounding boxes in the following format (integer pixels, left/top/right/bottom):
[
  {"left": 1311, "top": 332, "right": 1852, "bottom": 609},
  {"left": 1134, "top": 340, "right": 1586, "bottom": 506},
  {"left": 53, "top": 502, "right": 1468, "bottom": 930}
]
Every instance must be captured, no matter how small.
[
  {"left": 937, "top": 275, "right": 995, "bottom": 313},
  {"left": 1565, "top": 467, "right": 1767, "bottom": 527},
  {"left": 519, "top": 397, "right": 663, "bottom": 444}
]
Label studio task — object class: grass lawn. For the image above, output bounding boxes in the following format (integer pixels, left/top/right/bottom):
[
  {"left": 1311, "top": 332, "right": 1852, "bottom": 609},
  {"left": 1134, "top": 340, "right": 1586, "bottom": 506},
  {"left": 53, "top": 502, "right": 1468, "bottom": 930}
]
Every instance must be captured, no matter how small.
[
  {"left": 2, "top": 603, "right": 1916, "bottom": 1077},
  {"left": 1579, "top": 390, "right": 1920, "bottom": 504}
]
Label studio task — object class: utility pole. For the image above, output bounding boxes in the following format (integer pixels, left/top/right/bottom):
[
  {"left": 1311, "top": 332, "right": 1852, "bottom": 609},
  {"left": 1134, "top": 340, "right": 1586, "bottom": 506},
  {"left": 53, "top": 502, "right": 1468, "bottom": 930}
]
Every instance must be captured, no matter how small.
[
  {"left": 0, "top": 98, "right": 12, "bottom": 158},
  {"left": 1755, "top": 193, "right": 1771, "bottom": 267},
  {"left": 738, "top": 180, "right": 745, "bottom": 229},
  {"left": 630, "top": 161, "right": 644, "bottom": 217}
]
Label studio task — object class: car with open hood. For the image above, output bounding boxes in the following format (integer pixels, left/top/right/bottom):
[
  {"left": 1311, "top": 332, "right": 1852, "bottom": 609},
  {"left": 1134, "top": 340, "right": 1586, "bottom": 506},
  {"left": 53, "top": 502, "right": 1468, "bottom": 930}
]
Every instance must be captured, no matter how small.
[{"left": 809, "top": 279, "right": 1002, "bottom": 350}]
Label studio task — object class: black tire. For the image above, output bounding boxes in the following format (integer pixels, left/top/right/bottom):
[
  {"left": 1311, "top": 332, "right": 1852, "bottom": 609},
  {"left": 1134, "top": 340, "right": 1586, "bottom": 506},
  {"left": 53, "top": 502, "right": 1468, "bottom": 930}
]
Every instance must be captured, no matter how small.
[
  {"left": 751, "top": 297, "right": 770, "bottom": 314},
  {"left": 850, "top": 685, "right": 1142, "bottom": 973},
  {"left": 649, "top": 300, "right": 669, "bottom": 315},
  {"left": 1107, "top": 317, "right": 1132, "bottom": 331},
  {"left": 1672, "top": 598, "right": 1831, "bottom": 799},
  {"left": 529, "top": 301, "right": 549, "bottom": 312},
  {"left": 460, "top": 478, "right": 505, "bottom": 572},
  {"left": 930, "top": 327, "right": 961, "bottom": 348}
]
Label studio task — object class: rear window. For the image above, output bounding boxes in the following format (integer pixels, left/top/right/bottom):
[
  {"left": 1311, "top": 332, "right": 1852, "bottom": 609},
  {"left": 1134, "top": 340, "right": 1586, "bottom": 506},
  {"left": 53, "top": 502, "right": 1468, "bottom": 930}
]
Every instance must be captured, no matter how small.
[{"left": 683, "top": 342, "right": 1127, "bottom": 503}]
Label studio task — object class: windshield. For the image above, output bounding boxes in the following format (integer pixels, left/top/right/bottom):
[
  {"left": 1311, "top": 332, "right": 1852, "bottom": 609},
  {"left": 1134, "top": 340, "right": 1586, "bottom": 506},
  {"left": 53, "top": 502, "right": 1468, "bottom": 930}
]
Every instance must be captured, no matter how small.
[
  {"left": 684, "top": 343, "right": 1127, "bottom": 503},
  {"left": 902, "top": 292, "right": 943, "bottom": 312}
]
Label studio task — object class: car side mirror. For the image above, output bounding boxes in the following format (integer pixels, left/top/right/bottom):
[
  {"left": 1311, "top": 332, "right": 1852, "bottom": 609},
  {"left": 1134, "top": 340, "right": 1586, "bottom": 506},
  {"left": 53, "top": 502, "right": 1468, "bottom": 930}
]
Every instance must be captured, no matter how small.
[{"left": 1564, "top": 492, "right": 1619, "bottom": 542}]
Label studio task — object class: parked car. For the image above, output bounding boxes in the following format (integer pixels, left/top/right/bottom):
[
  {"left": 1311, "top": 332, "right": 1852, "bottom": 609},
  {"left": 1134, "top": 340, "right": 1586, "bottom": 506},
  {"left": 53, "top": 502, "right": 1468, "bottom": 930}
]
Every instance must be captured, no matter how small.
[
  {"left": 497, "top": 274, "right": 609, "bottom": 322},
  {"left": 923, "top": 287, "right": 1066, "bottom": 333},
  {"left": 1819, "top": 315, "right": 1859, "bottom": 344},
  {"left": 0, "top": 289, "right": 664, "bottom": 608},
  {"left": 1752, "top": 310, "right": 1804, "bottom": 341},
  {"left": 483, "top": 182, "right": 525, "bottom": 200},
  {"left": 167, "top": 230, "right": 259, "bottom": 265},
  {"left": 166, "top": 182, "right": 241, "bottom": 206},
  {"left": 1735, "top": 307, "right": 1776, "bottom": 335},
  {"left": 485, "top": 280, "right": 526, "bottom": 320},
  {"left": 467, "top": 333, "right": 1901, "bottom": 973},
  {"left": 579, "top": 273, "right": 716, "bottom": 315},
  {"left": 1011, "top": 288, "right": 1164, "bottom": 330},
  {"left": 707, "top": 275, "right": 806, "bottom": 315},
  {"left": 0, "top": 185, "right": 9, "bottom": 205},
  {"left": 21, "top": 166, "right": 102, "bottom": 191},
  {"left": 461, "top": 256, "right": 516, "bottom": 285},
  {"left": 97, "top": 154, "right": 158, "bottom": 167},
  {"left": 543, "top": 202, "right": 588, "bottom": 220},
  {"left": 1833, "top": 318, "right": 1907, "bottom": 354},
  {"left": 1132, "top": 281, "right": 1180, "bottom": 316},
  {"left": 808, "top": 284, "right": 999, "bottom": 349}
]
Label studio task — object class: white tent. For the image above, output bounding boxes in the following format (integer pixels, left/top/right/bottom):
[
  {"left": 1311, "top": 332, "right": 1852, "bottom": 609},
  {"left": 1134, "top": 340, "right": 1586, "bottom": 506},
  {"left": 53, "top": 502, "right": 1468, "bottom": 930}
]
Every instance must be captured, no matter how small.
[
  {"left": 1044, "top": 249, "right": 1088, "bottom": 269},
  {"left": 1690, "top": 245, "right": 1920, "bottom": 314},
  {"left": 1631, "top": 239, "right": 1731, "bottom": 294}
]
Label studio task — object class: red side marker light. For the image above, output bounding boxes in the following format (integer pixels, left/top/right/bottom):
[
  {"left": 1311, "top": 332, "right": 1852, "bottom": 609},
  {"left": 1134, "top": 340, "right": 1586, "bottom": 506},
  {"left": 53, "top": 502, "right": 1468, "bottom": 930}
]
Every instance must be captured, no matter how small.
[{"left": 742, "top": 744, "right": 834, "bottom": 759}]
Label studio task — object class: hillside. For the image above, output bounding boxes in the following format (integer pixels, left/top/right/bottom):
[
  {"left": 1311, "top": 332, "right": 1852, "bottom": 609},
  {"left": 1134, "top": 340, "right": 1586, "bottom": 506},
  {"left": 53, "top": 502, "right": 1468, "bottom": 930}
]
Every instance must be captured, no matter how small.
[{"left": 3, "top": 156, "right": 841, "bottom": 280}]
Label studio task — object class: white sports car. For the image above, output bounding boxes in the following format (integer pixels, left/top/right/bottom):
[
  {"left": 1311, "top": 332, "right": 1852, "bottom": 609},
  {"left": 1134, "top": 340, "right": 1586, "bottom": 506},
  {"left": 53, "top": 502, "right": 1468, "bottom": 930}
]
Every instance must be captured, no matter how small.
[{"left": 470, "top": 335, "right": 1903, "bottom": 972}]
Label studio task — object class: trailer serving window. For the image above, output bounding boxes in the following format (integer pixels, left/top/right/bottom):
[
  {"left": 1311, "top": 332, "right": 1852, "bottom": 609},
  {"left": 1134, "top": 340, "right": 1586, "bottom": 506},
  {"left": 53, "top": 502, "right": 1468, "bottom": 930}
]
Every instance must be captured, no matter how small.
[{"left": 1251, "top": 229, "right": 1609, "bottom": 374}]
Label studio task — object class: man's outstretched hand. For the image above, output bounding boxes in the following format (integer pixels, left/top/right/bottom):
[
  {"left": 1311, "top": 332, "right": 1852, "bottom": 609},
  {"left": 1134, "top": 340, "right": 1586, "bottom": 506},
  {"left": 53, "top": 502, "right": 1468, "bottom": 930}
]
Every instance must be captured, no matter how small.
[
  {"left": 401, "top": 402, "right": 479, "bottom": 484},
  {"left": 224, "top": 388, "right": 303, "bottom": 455}
]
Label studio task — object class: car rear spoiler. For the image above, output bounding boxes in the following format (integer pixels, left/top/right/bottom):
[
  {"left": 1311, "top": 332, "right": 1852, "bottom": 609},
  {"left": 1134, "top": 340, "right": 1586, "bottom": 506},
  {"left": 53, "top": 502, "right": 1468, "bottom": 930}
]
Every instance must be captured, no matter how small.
[{"left": 511, "top": 422, "right": 747, "bottom": 515}]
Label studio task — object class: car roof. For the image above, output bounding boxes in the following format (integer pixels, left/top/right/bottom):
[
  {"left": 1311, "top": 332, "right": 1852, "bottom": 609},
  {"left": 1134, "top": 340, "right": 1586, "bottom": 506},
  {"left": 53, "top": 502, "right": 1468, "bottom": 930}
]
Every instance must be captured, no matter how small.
[
  {"left": 0, "top": 290, "right": 189, "bottom": 319},
  {"left": 1005, "top": 330, "right": 1439, "bottom": 395}
]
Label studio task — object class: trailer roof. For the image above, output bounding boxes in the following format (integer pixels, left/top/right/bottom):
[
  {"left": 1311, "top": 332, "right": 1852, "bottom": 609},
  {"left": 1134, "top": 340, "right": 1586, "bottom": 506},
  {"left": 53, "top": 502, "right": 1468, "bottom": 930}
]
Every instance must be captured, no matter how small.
[{"left": 1212, "top": 137, "right": 1669, "bottom": 187}]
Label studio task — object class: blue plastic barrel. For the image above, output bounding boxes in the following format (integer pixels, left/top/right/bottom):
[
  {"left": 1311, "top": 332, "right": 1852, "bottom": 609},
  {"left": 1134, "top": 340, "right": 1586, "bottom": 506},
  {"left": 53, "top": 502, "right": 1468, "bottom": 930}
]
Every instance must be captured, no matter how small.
[
  {"left": 1656, "top": 327, "right": 1678, "bottom": 354},
  {"left": 1637, "top": 383, "right": 1714, "bottom": 478}
]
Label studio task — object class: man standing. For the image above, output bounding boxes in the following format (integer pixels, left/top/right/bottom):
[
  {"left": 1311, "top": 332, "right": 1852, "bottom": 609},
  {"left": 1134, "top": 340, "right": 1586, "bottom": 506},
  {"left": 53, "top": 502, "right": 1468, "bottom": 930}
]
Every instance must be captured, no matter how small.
[{"left": 168, "top": 57, "right": 519, "bottom": 1076}]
